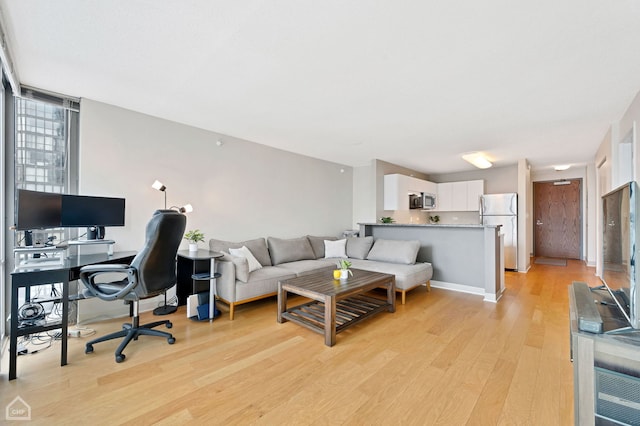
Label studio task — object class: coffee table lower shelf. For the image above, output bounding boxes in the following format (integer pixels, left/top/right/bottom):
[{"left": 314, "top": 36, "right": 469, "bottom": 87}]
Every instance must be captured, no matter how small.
[{"left": 281, "top": 294, "right": 390, "bottom": 336}]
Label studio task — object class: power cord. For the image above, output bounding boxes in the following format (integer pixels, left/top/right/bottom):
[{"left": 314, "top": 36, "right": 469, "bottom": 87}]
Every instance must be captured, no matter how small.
[
  {"left": 14, "top": 333, "right": 53, "bottom": 355},
  {"left": 67, "top": 325, "right": 96, "bottom": 338}
]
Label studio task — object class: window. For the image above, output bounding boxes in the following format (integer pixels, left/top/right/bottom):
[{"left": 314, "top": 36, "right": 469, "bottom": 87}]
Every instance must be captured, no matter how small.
[
  {"left": 13, "top": 93, "right": 79, "bottom": 246},
  {"left": 15, "top": 98, "right": 68, "bottom": 193}
]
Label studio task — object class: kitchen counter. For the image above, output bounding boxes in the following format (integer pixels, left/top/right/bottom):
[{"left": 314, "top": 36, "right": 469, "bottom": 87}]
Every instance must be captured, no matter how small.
[
  {"left": 358, "top": 222, "right": 495, "bottom": 228},
  {"left": 359, "top": 222, "right": 504, "bottom": 302}
]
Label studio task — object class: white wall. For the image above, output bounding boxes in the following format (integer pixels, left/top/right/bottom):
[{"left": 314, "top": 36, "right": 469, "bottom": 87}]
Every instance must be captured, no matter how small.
[
  {"left": 77, "top": 99, "right": 353, "bottom": 321},
  {"left": 352, "top": 163, "right": 376, "bottom": 229},
  {"left": 518, "top": 159, "right": 531, "bottom": 272},
  {"left": 619, "top": 90, "right": 640, "bottom": 184},
  {"left": 595, "top": 127, "right": 613, "bottom": 277},
  {"left": 586, "top": 164, "right": 596, "bottom": 267}
]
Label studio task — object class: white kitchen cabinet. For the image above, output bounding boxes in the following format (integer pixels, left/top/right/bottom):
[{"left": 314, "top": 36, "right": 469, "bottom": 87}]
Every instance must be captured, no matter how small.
[
  {"left": 384, "top": 174, "right": 407, "bottom": 210},
  {"left": 422, "top": 180, "right": 437, "bottom": 195},
  {"left": 383, "top": 174, "right": 437, "bottom": 210},
  {"left": 467, "top": 180, "right": 484, "bottom": 211},
  {"left": 451, "top": 181, "right": 467, "bottom": 211},
  {"left": 435, "top": 179, "right": 484, "bottom": 211},
  {"left": 436, "top": 182, "right": 454, "bottom": 211}
]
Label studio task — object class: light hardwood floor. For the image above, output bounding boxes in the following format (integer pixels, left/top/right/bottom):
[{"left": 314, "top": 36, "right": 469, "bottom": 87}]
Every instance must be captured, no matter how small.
[{"left": 1, "top": 260, "right": 600, "bottom": 425}]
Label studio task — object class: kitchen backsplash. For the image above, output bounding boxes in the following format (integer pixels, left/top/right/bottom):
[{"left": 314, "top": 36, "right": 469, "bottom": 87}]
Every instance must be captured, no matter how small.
[{"left": 390, "top": 210, "right": 480, "bottom": 225}]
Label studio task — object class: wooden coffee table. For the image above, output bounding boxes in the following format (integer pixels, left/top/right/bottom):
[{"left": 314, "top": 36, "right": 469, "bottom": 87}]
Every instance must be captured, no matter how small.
[{"left": 277, "top": 268, "right": 396, "bottom": 346}]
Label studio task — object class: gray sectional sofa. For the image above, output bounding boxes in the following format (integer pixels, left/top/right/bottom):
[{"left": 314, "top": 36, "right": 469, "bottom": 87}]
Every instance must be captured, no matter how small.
[{"left": 210, "top": 235, "right": 433, "bottom": 320}]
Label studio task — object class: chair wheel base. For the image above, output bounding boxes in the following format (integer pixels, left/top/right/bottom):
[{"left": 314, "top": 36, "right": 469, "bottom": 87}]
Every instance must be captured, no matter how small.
[
  {"left": 116, "top": 354, "right": 126, "bottom": 363},
  {"left": 85, "top": 344, "right": 94, "bottom": 354},
  {"left": 168, "top": 337, "right": 176, "bottom": 344}
]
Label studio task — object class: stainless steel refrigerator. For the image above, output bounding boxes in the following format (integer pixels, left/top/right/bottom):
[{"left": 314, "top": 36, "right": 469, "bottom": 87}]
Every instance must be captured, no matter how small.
[{"left": 481, "top": 193, "right": 518, "bottom": 270}]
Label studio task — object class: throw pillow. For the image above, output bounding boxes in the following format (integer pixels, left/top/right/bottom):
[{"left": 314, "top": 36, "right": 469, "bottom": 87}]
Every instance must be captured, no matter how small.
[
  {"left": 224, "top": 253, "right": 250, "bottom": 283},
  {"left": 346, "top": 236, "right": 374, "bottom": 259},
  {"left": 267, "top": 237, "right": 316, "bottom": 265},
  {"left": 228, "top": 246, "right": 262, "bottom": 272},
  {"left": 324, "top": 238, "right": 347, "bottom": 258},
  {"left": 209, "top": 237, "right": 272, "bottom": 266},
  {"left": 307, "top": 235, "right": 338, "bottom": 259},
  {"left": 366, "top": 239, "right": 420, "bottom": 265}
]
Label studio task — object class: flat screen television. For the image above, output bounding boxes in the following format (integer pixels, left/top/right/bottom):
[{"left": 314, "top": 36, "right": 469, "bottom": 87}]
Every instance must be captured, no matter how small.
[
  {"left": 16, "top": 189, "right": 63, "bottom": 230},
  {"left": 601, "top": 181, "right": 640, "bottom": 329},
  {"left": 61, "top": 194, "right": 125, "bottom": 227}
]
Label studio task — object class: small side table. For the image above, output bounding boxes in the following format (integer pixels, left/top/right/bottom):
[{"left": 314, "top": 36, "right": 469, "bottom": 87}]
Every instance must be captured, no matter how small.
[{"left": 176, "top": 249, "right": 223, "bottom": 322}]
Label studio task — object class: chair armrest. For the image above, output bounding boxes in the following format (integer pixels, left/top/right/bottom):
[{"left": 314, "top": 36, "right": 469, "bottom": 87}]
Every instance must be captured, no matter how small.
[
  {"left": 80, "top": 264, "right": 131, "bottom": 273},
  {"left": 79, "top": 264, "right": 138, "bottom": 301},
  {"left": 215, "top": 259, "right": 237, "bottom": 302}
]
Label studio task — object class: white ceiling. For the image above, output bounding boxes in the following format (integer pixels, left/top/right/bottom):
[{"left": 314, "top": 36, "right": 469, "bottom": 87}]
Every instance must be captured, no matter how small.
[{"left": 2, "top": 0, "right": 640, "bottom": 173}]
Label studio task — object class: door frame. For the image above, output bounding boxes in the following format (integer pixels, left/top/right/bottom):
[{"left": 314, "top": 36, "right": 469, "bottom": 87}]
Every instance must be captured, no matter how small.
[{"left": 532, "top": 178, "right": 583, "bottom": 260}]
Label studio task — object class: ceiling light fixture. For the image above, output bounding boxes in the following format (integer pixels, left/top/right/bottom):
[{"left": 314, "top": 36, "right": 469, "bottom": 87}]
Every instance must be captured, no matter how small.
[
  {"left": 462, "top": 152, "right": 492, "bottom": 169},
  {"left": 554, "top": 165, "right": 571, "bottom": 171}
]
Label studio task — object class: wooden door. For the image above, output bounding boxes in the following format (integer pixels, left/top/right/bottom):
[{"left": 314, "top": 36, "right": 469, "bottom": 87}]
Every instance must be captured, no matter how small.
[{"left": 534, "top": 180, "right": 581, "bottom": 259}]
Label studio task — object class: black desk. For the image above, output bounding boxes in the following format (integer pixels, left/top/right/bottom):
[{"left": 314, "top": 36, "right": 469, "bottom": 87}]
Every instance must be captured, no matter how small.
[{"left": 9, "top": 251, "right": 136, "bottom": 380}]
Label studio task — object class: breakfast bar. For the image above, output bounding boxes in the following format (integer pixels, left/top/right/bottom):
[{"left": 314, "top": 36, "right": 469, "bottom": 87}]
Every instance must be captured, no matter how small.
[{"left": 359, "top": 223, "right": 504, "bottom": 302}]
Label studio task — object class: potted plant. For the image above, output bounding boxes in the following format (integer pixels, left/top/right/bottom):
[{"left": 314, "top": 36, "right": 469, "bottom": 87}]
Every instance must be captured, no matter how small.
[
  {"left": 429, "top": 215, "right": 440, "bottom": 224},
  {"left": 184, "top": 229, "right": 205, "bottom": 252},
  {"left": 380, "top": 216, "right": 395, "bottom": 224},
  {"left": 333, "top": 259, "right": 353, "bottom": 280}
]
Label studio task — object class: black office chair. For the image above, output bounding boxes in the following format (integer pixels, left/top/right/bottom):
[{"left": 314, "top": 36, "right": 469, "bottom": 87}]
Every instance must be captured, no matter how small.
[{"left": 79, "top": 209, "right": 186, "bottom": 363}]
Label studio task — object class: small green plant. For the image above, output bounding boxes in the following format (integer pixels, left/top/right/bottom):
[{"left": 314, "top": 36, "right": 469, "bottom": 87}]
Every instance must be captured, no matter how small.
[
  {"left": 429, "top": 215, "right": 440, "bottom": 224},
  {"left": 337, "top": 259, "right": 352, "bottom": 270},
  {"left": 336, "top": 259, "right": 353, "bottom": 277},
  {"left": 380, "top": 216, "right": 395, "bottom": 223},
  {"left": 184, "top": 229, "right": 205, "bottom": 243}
]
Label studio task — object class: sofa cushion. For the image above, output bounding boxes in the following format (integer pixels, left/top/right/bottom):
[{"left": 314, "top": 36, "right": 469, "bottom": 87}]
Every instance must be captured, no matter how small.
[
  {"left": 267, "top": 237, "right": 316, "bottom": 265},
  {"left": 276, "top": 259, "right": 336, "bottom": 276},
  {"left": 346, "top": 236, "right": 374, "bottom": 260},
  {"left": 210, "top": 238, "right": 272, "bottom": 266},
  {"left": 235, "top": 266, "right": 296, "bottom": 301},
  {"left": 307, "top": 235, "right": 337, "bottom": 259},
  {"left": 224, "top": 253, "right": 250, "bottom": 283},
  {"left": 324, "top": 238, "right": 347, "bottom": 258},
  {"left": 229, "top": 246, "right": 263, "bottom": 272},
  {"left": 348, "top": 259, "right": 433, "bottom": 290},
  {"left": 366, "top": 239, "right": 420, "bottom": 265}
]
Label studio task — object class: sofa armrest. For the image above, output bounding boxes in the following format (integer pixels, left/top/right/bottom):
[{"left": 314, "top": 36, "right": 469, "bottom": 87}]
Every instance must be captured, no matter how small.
[{"left": 215, "top": 259, "right": 237, "bottom": 302}]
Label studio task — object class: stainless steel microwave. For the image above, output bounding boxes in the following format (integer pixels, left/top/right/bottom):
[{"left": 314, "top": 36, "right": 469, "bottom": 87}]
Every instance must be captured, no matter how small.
[
  {"left": 423, "top": 193, "right": 436, "bottom": 209},
  {"left": 409, "top": 193, "right": 423, "bottom": 209}
]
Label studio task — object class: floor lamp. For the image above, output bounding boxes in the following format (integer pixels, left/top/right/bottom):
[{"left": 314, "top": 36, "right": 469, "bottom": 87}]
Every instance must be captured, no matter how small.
[{"left": 151, "top": 179, "right": 178, "bottom": 316}]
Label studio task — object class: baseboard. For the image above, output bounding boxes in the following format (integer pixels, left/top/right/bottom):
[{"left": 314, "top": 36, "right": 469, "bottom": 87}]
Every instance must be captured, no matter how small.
[
  {"left": 430, "top": 280, "right": 485, "bottom": 297},
  {"left": 483, "top": 288, "right": 504, "bottom": 303},
  {"left": 76, "top": 294, "right": 165, "bottom": 324}
]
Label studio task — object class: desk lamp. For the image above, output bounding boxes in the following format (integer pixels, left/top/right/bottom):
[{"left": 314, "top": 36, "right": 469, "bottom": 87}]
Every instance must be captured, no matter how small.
[
  {"left": 171, "top": 204, "right": 193, "bottom": 214},
  {"left": 152, "top": 180, "right": 167, "bottom": 208}
]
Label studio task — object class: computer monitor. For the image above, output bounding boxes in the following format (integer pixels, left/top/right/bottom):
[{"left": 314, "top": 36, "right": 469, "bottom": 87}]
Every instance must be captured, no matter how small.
[
  {"left": 16, "top": 189, "right": 63, "bottom": 230},
  {"left": 61, "top": 194, "right": 125, "bottom": 229}
]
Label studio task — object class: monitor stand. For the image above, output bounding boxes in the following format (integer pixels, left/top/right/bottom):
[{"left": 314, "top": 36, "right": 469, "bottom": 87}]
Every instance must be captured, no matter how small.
[{"left": 68, "top": 239, "right": 115, "bottom": 256}]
